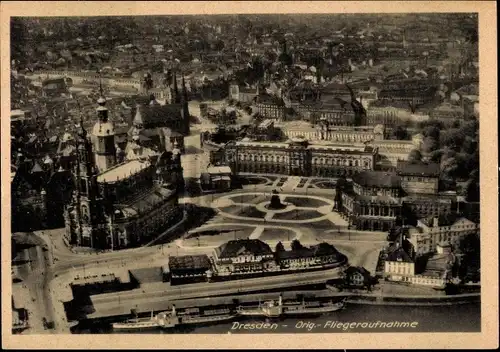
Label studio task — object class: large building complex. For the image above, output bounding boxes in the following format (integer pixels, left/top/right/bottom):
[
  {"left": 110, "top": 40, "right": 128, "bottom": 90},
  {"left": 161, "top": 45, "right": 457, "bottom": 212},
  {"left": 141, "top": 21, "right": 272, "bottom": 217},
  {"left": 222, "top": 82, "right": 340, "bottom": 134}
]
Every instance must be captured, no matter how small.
[
  {"left": 223, "top": 137, "right": 377, "bottom": 177},
  {"left": 339, "top": 160, "right": 455, "bottom": 231}
]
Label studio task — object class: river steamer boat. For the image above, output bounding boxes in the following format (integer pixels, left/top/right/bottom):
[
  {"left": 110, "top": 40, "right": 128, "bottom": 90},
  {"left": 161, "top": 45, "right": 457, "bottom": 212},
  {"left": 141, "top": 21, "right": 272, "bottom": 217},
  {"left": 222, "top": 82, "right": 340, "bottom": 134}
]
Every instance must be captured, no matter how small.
[
  {"left": 112, "top": 311, "right": 165, "bottom": 331},
  {"left": 236, "top": 295, "right": 346, "bottom": 318},
  {"left": 112, "top": 306, "right": 237, "bottom": 331}
]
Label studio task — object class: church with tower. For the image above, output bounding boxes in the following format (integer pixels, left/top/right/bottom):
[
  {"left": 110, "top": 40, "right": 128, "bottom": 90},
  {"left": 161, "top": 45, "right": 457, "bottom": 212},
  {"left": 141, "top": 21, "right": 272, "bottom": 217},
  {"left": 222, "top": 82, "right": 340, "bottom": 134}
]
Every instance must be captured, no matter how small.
[
  {"left": 64, "top": 89, "right": 185, "bottom": 250},
  {"left": 119, "top": 69, "right": 191, "bottom": 154}
]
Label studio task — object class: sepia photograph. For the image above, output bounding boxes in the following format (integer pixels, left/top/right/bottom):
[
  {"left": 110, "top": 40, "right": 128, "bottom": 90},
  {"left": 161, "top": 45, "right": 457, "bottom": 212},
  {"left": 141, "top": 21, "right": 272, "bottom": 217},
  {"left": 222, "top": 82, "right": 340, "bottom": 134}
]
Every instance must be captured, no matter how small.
[{"left": 1, "top": 1, "right": 497, "bottom": 350}]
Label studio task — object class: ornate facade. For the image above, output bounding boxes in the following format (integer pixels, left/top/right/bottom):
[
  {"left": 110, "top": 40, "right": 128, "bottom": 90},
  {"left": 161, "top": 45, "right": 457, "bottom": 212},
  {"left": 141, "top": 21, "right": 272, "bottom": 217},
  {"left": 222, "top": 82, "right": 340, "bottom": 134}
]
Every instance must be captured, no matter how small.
[
  {"left": 339, "top": 161, "right": 453, "bottom": 231},
  {"left": 64, "top": 96, "right": 184, "bottom": 250},
  {"left": 223, "top": 137, "right": 377, "bottom": 177},
  {"left": 341, "top": 171, "right": 403, "bottom": 231}
]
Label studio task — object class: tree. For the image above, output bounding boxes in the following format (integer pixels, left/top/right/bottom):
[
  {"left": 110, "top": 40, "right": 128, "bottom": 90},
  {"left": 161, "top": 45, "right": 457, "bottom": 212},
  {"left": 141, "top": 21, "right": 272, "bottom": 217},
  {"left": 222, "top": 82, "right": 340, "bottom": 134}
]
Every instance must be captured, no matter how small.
[
  {"left": 408, "top": 149, "right": 422, "bottom": 162},
  {"left": 421, "top": 136, "right": 439, "bottom": 153},
  {"left": 291, "top": 239, "right": 305, "bottom": 251},
  {"left": 464, "top": 178, "right": 480, "bottom": 202},
  {"left": 423, "top": 125, "right": 441, "bottom": 140},
  {"left": 429, "top": 149, "right": 444, "bottom": 163},
  {"left": 275, "top": 241, "right": 285, "bottom": 253},
  {"left": 439, "top": 128, "right": 466, "bottom": 151}
]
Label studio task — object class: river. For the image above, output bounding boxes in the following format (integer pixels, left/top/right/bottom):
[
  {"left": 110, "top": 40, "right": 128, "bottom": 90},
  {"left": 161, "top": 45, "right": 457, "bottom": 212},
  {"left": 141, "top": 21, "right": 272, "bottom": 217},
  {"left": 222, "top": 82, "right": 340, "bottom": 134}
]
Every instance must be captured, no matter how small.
[{"left": 76, "top": 302, "right": 480, "bottom": 334}]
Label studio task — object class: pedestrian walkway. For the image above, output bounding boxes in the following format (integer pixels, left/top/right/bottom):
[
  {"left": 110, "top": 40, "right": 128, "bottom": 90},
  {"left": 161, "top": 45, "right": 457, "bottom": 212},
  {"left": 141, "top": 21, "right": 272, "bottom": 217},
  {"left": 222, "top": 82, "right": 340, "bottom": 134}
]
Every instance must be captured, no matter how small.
[
  {"left": 271, "top": 177, "right": 282, "bottom": 188},
  {"left": 248, "top": 226, "right": 265, "bottom": 239},
  {"left": 281, "top": 176, "right": 302, "bottom": 192}
]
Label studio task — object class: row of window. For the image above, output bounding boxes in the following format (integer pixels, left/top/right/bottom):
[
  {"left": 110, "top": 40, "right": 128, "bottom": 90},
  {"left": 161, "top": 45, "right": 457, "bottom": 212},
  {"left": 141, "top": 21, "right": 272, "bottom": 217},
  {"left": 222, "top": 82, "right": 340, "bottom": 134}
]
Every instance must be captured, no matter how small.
[
  {"left": 387, "top": 262, "right": 413, "bottom": 275},
  {"left": 236, "top": 153, "right": 370, "bottom": 167}
]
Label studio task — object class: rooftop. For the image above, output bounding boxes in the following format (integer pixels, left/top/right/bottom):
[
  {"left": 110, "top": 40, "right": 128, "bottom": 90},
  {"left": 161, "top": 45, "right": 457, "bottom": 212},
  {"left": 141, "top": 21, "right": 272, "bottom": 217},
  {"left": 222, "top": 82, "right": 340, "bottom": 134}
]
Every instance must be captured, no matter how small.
[
  {"left": 397, "top": 160, "right": 440, "bottom": 177},
  {"left": 116, "top": 185, "right": 175, "bottom": 218},
  {"left": 207, "top": 166, "right": 232, "bottom": 175},
  {"left": 168, "top": 255, "right": 211, "bottom": 271},
  {"left": 386, "top": 246, "right": 413, "bottom": 263},
  {"left": 216, "top": 239, "right": 273, "bottom": 259},
  {"left": 352, "top": 171, "right": 401, "bottom": 188},
  {"left": 97, "top": 159, "right": 151, "bottom": 183},
  {"left": 419, "top": 215, "right": 475, "bottom": 228}
]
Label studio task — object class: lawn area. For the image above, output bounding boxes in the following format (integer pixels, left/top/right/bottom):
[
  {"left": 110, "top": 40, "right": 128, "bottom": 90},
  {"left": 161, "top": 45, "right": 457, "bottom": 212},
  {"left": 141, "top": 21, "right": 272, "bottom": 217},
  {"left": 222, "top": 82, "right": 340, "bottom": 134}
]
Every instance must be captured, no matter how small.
[
  {"left": 283, "top": 196, "right": 329, "bottom": 208},
  {"left": 183, "top": 232, "right": 250, "bottom": 247},
  {"left": 312, "top": 180, "right": 337, "bottom": 189},
  {"left": 236, "top": 206, "right": 268, "bottom": 219},
  {"left": 239, "top": 176, "right": 272, "bottom": 186},
  {"left": 308, "top": 219, "right": 338, "bottom": 231},
  {"left": 230, "top": 194, "right": 267, "bottom": 204},
  {"left": 186, "top": 226, "right": 255, "bottom": 239},
  {"left": 272, "top": 209, "right": 321, "bottom": 221},
  {"left": 276, "top": 177, "right": 287, "bottom": 187},
  {"left": 259, "top": 227, "right": 297, "bottom": 241},
  {"left": 296, "top": 178, "right": 309, "bottom": 187}
]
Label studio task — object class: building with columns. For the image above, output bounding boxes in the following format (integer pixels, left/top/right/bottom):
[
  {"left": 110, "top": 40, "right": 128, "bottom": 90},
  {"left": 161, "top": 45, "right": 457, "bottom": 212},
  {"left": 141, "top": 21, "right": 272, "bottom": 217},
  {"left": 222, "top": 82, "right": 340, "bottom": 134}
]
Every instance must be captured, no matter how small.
[
  {"left": 223, "top": 137, "right": 377, "bottom": 177},
  {"left": 339, "top": 160, "right": 456, "bottom": 231},
  {"left": 341, "top": 171, "right": 403, "bottom": 231}
]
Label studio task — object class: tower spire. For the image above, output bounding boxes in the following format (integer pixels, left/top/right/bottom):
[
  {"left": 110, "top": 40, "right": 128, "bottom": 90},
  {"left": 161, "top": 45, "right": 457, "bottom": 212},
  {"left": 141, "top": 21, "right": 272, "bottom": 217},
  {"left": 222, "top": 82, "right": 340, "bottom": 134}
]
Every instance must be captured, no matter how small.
[
  {"left": 97, "top": 68, "right": 105, "bottom": 99},
  {"left": 181, "top": 74, "right": 188, "bottom": 102},
  {"left": 173, "top": 71, "right": 180, "bottom": 104}
]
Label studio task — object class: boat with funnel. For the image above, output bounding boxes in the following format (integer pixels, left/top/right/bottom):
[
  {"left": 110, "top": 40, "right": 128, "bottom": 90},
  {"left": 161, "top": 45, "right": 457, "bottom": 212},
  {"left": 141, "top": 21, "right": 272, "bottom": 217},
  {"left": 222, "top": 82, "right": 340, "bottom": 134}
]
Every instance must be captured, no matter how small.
[
  {"left": 236, "top": 295, "right": 346, "bottom": 318},
  {"left": 112, "top": 311, "right": 164, "bottom": 331}
]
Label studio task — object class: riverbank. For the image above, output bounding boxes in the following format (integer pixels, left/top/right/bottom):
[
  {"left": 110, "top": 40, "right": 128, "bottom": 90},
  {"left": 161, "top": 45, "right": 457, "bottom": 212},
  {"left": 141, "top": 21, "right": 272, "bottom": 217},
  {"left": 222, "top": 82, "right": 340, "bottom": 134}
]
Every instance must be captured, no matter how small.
[{"left": 77, "top": 287, "right": 480, "bottom": 328}]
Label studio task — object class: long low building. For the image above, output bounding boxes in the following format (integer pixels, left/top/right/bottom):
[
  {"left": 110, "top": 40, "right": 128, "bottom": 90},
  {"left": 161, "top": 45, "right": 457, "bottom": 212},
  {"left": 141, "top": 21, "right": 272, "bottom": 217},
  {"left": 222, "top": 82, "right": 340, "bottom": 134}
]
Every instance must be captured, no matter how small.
[
  {"left": 87, "top": 264, "right": 348, "bottom": 319},
  {"left": 223, "top": 136, "right": 377, "bottom": 177}
]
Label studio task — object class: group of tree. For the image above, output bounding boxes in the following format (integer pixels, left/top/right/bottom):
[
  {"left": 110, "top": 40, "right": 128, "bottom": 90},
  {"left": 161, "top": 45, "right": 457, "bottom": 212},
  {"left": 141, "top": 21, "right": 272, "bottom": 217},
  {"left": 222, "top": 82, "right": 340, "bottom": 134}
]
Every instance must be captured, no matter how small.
[
  {"left": 457, "top": 232, "right": 480, "bottom": 282},
  {"left": 416, "top": 118, "right": 479, "bottom": 198}
]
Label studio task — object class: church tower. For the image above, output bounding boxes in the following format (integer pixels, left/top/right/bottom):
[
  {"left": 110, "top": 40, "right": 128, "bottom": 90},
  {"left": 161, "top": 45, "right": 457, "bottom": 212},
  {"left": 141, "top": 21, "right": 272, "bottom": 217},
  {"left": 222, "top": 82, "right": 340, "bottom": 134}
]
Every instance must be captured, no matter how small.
[
  {"left": 172, "top": 71, "right": 181, "bottom": 104},
  {"left": 70, "top": 117, "right": 102, "bottom": 247},
  {"left": 181, "top": 75, "right": 190, "bottom": 135},
  {"left": 92, "top": 96, "right": 116, "bottom": 173}
]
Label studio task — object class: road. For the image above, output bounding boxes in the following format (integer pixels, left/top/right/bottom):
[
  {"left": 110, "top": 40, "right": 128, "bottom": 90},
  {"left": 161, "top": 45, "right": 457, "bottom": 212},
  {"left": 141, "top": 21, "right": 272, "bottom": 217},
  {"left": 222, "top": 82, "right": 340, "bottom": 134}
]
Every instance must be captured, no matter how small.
[{"left": 13, "top": 243, "right": 54, "bottom": 334}]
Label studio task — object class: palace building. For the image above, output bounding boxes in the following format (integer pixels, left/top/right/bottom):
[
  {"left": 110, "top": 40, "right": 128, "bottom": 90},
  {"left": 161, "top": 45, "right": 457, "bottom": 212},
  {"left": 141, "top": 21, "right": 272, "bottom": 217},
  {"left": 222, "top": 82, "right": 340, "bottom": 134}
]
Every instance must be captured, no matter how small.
[
  {"left": 339, "top": 161, "right": 453, "bottom": 231},
  {"left": 340, "top": 171, "right": 404, "bottom": 231},
  {"left": 223, "top": 136, "right": 377, "bottom": 177},
  {"left": 64, "top": 95, "right": 184, "bottom": 250}
]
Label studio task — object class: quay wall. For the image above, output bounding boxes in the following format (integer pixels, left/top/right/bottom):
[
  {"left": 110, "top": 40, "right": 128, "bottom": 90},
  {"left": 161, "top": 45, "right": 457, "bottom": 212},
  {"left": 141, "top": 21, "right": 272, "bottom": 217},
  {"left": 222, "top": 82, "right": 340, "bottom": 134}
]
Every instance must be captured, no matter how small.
[{"left": 80, "top": 289, "right": 480, "bottom": 325}]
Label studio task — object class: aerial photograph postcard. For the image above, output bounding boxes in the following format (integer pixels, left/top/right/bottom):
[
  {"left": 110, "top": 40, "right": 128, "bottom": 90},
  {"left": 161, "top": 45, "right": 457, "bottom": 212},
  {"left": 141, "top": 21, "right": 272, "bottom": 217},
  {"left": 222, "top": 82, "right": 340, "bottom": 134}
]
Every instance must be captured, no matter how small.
[{"left": 2, "top": 1, "right": 498, "bottom": 350}]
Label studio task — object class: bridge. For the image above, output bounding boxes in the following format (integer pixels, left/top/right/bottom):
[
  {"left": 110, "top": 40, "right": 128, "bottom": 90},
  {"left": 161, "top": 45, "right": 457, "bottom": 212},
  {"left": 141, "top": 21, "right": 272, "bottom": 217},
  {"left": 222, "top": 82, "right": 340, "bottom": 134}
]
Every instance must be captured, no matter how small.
[{"left": 26, "top": 70, "right": 142, "bottom": 91}]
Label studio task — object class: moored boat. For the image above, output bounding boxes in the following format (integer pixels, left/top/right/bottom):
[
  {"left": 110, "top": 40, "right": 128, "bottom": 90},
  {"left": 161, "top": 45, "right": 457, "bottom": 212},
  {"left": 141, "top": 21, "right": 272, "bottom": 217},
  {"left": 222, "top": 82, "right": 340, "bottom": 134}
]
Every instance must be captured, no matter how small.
[
  {"left": 236, "top": 296, "right": 283, "bottom": 318},
  {"left": 112, "top": 311, "right": 161, "bottom": 331},
  {"left": 236, "top": 295, "right": 346, "bottom": 318},
  {"left": 283, "top": 299, "right": 345, "bottom": 315}
]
